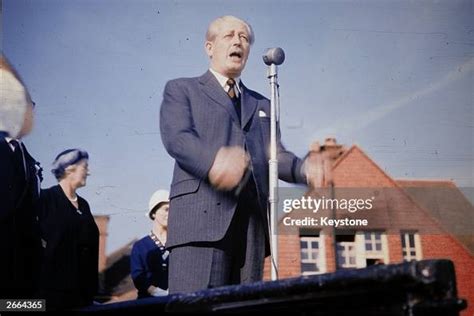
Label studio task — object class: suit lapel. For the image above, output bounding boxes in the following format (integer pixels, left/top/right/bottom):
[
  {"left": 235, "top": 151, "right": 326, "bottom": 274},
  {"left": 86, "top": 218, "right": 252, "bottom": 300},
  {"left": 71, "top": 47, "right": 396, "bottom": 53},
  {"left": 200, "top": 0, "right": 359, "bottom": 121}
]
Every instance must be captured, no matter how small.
[
  {"left": 20, "top": 143, "right": 33, "bottom": 181},
  {"left": 240, "top": 82, "right": 258, "bottom": 130},
  {"left": 199, "top": 71, "right": 240, "bottom": 124},
  {"left": 0, "top": 137, "right": 30, "bottom": 207},
  {"left": 0, "top": 137, "right": 17, "bottom": 168}
]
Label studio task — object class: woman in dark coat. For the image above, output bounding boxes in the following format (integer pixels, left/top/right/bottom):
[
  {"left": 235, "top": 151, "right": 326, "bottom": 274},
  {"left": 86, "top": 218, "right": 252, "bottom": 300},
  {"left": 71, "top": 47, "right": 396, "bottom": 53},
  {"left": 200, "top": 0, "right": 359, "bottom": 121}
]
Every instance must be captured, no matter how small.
[{"left": 38, "top": 149, "right": 99, "bottom": 310}]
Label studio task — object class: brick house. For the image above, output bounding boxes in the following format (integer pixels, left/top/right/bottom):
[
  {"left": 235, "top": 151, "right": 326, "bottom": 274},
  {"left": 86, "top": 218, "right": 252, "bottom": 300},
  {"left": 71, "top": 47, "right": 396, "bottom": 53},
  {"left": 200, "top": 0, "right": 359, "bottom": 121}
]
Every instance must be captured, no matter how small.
[
  {"left": 264, "top": 140, "right": 473, "bottom": 316},
  {"left": 93, "top": 140, "right": 472, "bottom": 313}
]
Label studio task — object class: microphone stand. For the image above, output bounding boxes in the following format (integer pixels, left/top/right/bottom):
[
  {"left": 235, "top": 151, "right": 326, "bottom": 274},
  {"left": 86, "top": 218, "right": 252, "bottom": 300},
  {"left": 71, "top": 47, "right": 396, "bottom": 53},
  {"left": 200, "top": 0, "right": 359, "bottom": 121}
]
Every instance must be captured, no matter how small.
[{"left": 267, "top": 63, "right": 279, "bottom": 281}]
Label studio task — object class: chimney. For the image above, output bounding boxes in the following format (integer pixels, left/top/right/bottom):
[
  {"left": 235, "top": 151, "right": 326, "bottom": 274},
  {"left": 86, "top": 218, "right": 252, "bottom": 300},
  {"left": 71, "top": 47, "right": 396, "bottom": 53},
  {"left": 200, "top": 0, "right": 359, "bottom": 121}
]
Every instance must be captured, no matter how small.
[{"left": 94, "top": 215, "right": 110, "bottom": 273}]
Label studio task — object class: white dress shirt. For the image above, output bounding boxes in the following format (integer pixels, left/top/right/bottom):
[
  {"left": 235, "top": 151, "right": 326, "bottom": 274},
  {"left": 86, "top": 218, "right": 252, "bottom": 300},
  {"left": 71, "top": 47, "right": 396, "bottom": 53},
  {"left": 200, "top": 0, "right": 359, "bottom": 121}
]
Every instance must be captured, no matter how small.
[{"left": 209, "top": 68, "right": 241, "bottom": 98}]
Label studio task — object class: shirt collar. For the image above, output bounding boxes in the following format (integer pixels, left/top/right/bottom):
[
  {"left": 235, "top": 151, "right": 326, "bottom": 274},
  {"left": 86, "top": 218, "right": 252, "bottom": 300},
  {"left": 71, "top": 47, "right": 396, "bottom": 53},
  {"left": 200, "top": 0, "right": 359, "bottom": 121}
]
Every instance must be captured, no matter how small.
[
  {"left": 4, "top": 136, "right": 21, "bottom": 151},
  {"left": 209, "top": 68, "right": 242, "bottom": 96}
]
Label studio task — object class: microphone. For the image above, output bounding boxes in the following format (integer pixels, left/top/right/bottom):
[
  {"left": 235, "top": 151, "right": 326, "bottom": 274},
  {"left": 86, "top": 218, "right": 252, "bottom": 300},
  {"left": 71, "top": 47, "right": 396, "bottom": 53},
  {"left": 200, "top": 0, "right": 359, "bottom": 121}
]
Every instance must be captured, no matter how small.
[{"left": 263, "top": 47, "right": 285, "bottom": 65}]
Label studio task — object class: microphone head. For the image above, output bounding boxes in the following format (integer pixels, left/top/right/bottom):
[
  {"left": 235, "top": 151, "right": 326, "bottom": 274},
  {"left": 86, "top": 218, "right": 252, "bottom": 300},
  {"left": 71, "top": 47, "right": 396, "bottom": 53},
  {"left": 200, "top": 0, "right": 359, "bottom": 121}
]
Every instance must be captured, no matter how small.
[{"left": 263, "top": 47, "right": 285, "bottom": 65}]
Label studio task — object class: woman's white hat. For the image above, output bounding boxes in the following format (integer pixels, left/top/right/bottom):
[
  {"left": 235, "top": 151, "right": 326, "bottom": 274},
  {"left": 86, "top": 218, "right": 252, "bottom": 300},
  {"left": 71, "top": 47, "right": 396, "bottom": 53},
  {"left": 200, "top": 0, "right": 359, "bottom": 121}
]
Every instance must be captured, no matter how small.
[{"left": 147, "top": 190, "right": 170, "bottom": 220}]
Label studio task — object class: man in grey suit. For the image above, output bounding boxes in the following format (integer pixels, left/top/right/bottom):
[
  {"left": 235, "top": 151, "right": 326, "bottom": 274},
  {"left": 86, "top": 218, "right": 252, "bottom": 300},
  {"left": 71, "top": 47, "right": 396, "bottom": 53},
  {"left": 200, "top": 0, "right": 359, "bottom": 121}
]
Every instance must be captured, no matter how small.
[{"left": 160, "top": 15, "right": 330, "bottom": 293}]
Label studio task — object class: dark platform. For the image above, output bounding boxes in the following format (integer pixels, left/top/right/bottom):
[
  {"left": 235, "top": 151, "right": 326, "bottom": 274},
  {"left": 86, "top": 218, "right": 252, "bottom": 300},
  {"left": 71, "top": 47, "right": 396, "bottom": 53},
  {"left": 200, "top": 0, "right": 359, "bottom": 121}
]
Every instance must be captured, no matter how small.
[{"left": 83, "top": 259, "right": 467, "bottom": 315}]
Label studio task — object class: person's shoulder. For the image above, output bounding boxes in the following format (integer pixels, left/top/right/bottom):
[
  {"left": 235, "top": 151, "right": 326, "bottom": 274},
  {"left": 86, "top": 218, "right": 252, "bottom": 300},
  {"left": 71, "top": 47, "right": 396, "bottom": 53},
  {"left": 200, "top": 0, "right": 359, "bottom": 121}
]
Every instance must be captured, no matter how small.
[
  {"left": 242, "top": 85, "right": 269, "bottom": 102},
  {"left": 0, "top": 135, "right": 7, "bottom": 146},
  {"left": 165, "top": 74, "right": 202, "bottom": 87},
  {"left": 132, "top": 235, "right": 152, "bottom": 250},
  {"left": 39, "top": 186, "right": 60, "bottom": 215},
  {"left": 0, "top": 137, "right": 11, "bottom": 155},
  {"left": 41, "top": 185, "right": 60, "bottom": 198},
  {"left": 78, "top": 195, "right": 89, "bottom": 205},
  {"left": 77, "top": 196, "right": 93, "bottom": 215},
  {"left": 0, "top": 139, "right": 11, "bottom": 164}
]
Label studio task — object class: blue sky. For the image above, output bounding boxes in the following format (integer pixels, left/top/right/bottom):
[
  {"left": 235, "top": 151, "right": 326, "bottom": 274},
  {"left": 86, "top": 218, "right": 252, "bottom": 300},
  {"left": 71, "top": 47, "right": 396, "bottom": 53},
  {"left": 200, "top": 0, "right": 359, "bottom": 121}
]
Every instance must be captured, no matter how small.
[{"left": 3, "top": 0, "right": 473, "bottom": 254}]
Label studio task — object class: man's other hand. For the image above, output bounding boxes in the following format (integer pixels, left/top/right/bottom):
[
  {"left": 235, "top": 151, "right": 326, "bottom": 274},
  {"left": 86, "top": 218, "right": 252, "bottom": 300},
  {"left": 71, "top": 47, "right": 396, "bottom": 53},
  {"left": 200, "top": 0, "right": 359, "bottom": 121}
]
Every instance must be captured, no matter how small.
[
  {"left": 209, "top": 146, "right": 249, "bottom": 191},
  {"left": 303, "top": 142, "right": 333, "bottom": 188}
]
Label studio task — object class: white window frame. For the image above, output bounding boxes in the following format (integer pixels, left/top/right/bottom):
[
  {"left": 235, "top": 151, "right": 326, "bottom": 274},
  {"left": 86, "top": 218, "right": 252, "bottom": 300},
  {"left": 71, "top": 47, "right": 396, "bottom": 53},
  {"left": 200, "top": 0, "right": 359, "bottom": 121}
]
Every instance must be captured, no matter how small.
[
  {"left": 337, "top": 241, "right": 358, "bottom": 269},
  {"left": 300, "top": 234, "right": 326, "bottom": 275},
  {"left": 401, "top": 231, "right": 422, "bottom": 261},
  {"left": 361, "top": 231, "right": 389, "bottom": 265},
  {"left": 336, "top": 231, "right": 389, "bottom": 269}
]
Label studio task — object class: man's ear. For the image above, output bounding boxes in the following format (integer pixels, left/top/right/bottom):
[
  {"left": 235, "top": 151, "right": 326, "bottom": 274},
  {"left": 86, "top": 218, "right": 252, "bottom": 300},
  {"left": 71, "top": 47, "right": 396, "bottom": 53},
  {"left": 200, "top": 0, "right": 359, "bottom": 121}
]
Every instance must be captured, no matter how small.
[{"left": 205, "top": 41, "right": 213, "bottom": 58}]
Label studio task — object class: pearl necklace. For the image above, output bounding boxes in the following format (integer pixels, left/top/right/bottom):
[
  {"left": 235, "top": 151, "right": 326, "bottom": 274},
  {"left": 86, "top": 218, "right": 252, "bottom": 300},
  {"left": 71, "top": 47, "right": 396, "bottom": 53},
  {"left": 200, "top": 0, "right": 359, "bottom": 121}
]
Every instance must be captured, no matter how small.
[{"left": 67, "top": 195, "right": 81, "bottom": 214}]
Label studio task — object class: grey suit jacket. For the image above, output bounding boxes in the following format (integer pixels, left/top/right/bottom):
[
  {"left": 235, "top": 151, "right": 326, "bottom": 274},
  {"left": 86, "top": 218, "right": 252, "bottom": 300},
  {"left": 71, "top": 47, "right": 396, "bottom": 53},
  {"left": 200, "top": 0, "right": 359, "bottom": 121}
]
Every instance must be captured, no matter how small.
[{"left": 160, "top": 71, "right": 305, "bottom": 249}]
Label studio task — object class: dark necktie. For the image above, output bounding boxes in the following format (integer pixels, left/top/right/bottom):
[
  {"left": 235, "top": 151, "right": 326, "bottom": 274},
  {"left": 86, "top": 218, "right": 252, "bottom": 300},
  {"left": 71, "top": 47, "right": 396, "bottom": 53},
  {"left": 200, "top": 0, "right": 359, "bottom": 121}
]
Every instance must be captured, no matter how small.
[
  {"left": 226, "top": 78, "right": 241, "bottom": 123},
  {"left": 10, "top": 139, "right": 27, "bottom": 180},
  {"left": 226, "top": 78, "right": 237, "bottom": 100}
]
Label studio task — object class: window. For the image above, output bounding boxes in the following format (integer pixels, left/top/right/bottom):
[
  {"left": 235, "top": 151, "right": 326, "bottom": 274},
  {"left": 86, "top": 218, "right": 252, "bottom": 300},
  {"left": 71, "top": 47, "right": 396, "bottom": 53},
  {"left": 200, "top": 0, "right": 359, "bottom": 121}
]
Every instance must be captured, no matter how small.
[
  {"left": 335, "top": 231, "right": 388, "bottom": 269},
  {"left": 401, "top": 232, "right": 422, "bottom": 261},
  {"left": 336, "top": 234, "right": 357, "bottom": 269},
  {"left": 299, "top": 231, "right": 326, "bottom": 275},
  {"left": 337, "top": 242, "right": 357, "bottom": 268},
  {"left": 363, "top": 231, "right": 387, "bottom": 266},
  {"left": 364, "top": 231, "right": 382, "bottom": 252}
]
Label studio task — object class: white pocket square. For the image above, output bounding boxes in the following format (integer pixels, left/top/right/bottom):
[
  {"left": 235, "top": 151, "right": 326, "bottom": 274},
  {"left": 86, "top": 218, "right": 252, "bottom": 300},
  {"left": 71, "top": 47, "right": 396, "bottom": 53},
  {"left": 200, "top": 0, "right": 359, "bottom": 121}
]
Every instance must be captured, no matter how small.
[{"left": 258, "top": 110, "right": 267, "bottom": 117}]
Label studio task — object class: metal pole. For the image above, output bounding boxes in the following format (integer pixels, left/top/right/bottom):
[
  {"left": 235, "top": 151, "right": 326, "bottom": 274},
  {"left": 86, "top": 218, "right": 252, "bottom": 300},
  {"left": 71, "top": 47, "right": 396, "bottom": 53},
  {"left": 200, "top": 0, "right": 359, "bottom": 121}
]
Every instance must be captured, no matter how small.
[{"left": 268, "top": 63, "right": 279, "bottom": 281}]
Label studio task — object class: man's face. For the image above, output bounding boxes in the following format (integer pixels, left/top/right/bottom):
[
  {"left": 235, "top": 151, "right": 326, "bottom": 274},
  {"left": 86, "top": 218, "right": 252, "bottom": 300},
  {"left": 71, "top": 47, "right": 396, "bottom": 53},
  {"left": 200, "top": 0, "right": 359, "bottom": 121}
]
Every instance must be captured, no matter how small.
[{"left": 206, "top": 19, "right": 251, "bottom": 78}]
